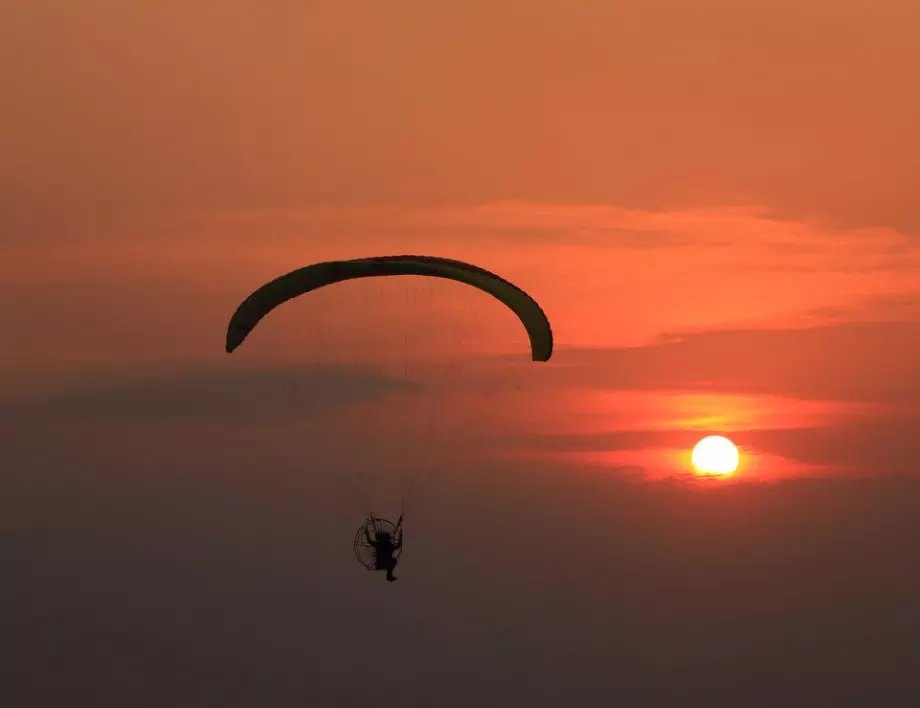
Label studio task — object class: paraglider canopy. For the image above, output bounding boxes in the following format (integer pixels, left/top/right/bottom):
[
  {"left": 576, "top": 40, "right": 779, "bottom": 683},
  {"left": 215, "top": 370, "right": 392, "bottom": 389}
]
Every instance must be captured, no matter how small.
[{"left": 225, "top": 255, "right": 553, "bottom": 362}]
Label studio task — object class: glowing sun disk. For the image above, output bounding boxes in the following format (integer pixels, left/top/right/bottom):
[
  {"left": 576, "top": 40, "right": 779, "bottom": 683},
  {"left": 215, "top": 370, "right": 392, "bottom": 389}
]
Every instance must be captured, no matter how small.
[{"left": 692, "top": 435, "right": 739, "bottom": 475}]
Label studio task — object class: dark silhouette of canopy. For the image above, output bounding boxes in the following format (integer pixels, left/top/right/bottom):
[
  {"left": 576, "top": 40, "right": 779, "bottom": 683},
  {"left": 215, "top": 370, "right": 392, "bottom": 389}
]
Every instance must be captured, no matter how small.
[{"left": 225, "top": 255, "right": 553, "bottom": 361}]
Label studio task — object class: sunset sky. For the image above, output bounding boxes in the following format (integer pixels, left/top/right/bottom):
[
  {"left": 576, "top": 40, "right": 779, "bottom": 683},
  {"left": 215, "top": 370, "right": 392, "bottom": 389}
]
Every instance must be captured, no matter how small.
[{"left": 6, "top": 2, "right": 920, "bottom": 706}]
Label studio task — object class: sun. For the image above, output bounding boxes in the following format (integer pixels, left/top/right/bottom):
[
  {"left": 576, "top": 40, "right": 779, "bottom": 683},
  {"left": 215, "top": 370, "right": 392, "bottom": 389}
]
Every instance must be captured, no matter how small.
[{"left": 691, "top": 435, "right": 739, "bottom": 476}]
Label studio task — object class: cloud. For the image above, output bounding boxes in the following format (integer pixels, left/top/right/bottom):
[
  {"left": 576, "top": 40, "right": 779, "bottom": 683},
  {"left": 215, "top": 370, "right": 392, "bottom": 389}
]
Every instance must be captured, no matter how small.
[
  {"left": 734, "top": 418, "right": 920, "bottom": 473},
  {"left": 1, "top": 364, "right": 417, "bottom": 424},
  {"left": 802, "top": 293, "right": 920, "bottom": 324},
  {"left": 549, "top": 320, "right": 920, "bottom": 405},
  {"left": 200, "top": 202, "right": 920, "bottom": 262},
  {"left": 484, "top": 317, "right": 920, "bottom": 477},
  {"left": 506, "top": 414, "right": 920, "bottom": 478}
]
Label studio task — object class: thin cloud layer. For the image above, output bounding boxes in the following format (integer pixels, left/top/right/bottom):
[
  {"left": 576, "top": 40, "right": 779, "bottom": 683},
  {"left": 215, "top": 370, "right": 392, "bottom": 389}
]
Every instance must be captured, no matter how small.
[
  {"left": 2, "top": 365, "right": 416, "bottom": 423},
  {"left": 553, "top": 320, "right": 920, "bottom": 405}
]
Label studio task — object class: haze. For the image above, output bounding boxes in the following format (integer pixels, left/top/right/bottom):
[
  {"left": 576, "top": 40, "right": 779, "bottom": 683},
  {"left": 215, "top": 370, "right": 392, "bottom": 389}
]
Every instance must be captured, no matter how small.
[{"left": 5, "top": 2, "right": 920, "bottom": 706}]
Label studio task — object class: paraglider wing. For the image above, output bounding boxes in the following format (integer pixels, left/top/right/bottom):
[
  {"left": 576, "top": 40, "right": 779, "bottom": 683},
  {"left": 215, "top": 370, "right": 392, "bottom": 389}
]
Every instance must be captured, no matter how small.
[{"left": 225, "top": 255, "right": 553, "bottom": 361}]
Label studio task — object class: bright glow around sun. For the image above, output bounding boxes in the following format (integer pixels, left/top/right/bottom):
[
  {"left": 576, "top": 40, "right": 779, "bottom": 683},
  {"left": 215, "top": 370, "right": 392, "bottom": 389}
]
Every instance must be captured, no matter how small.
[{"left": 691, "top": 435, "right": 740, "bottom": 475}]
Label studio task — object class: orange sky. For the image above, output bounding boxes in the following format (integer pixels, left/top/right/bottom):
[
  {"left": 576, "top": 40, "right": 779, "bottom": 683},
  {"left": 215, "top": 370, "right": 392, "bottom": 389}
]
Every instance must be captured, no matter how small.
[
  {"left": 6, "top": 3, "right": 920, "bottom": 705},
  {"left": 4, "top": 1, "right": 920, "bottom": 484},
  {"left": 5, "top": 199, "right": 920, "bottom": 482}
]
